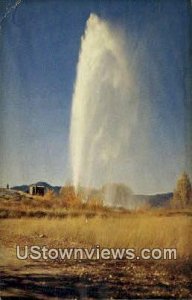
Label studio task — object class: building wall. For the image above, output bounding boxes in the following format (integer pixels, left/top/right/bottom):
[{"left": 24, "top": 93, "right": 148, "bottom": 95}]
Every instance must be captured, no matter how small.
[{"left": 29, "top": 185, "right": 45, "bottom": 196}]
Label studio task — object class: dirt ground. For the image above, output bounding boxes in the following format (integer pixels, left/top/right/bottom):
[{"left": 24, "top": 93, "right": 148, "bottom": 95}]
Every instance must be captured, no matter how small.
[
  {"left": 0, "top": 230, "right": 192, "bottom": 299},
  {"left": 1, "top": 258, "right": 192, "bottom": 299}
]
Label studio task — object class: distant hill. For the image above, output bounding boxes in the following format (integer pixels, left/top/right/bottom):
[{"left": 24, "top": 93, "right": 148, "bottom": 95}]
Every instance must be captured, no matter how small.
[
  {"left": 133, "top": 193, "right": 173, "bottom": 208},
  {"left": 12, "top": 185, "right": 31, "bottom": 193},
  {"left": 12, "top": 182, "right": 61, "bottom": 194}
]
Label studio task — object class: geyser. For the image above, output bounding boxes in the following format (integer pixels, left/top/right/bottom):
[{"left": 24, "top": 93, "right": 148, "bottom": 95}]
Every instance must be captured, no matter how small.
[{"left": 70, "top": 14, "right": 138, "bottom": 202}]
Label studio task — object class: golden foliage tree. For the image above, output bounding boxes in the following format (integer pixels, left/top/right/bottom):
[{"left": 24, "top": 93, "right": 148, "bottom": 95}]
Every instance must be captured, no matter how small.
[
  {"left": 59, "top": 186, "right": 82, "bottom": 208},
  {"left": 171, "top": 172, "right": 192, "bottom": 209}
]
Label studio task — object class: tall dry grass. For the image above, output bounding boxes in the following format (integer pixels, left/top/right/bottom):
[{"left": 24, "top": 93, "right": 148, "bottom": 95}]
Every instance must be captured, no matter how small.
[{"left": 1, "top": 214, "right": 191, "bottom": 259}]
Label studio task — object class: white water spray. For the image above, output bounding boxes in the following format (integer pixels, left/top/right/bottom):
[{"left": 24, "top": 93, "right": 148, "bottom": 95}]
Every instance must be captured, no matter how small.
[{"left": 70, "top": 14, "right": 138, "bottom": 200}]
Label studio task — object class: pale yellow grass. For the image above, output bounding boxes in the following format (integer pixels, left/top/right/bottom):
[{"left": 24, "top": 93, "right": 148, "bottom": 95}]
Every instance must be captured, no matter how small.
[{"left": 1, "top": 214, "right": 191, "bottom": 259}]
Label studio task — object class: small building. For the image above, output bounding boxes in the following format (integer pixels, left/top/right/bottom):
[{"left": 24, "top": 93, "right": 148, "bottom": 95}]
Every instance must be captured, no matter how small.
[{"left": 29, "top": 184, "right": 45, "bottom": 196}]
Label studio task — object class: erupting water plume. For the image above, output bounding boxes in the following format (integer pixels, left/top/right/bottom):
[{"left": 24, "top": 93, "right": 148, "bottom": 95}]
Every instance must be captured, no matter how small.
[{"left": 70, "top": 14, "right": 138, "bottom": 202}]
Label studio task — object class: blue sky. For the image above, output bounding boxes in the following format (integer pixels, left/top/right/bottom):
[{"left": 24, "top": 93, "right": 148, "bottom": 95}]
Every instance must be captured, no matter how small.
[{"left": 0, "top": 0, "right": 191, "bottom": 193}]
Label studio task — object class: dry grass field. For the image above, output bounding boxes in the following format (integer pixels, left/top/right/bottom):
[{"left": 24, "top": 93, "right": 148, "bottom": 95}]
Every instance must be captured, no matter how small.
[{"left": 1, "top": 214, "right": 192, "bottom": 259}]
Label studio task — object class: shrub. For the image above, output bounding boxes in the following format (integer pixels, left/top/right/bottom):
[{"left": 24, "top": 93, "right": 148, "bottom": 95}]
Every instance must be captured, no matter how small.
[{"left": 87, "top": 194, "right": 104, "bottom": 211}]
